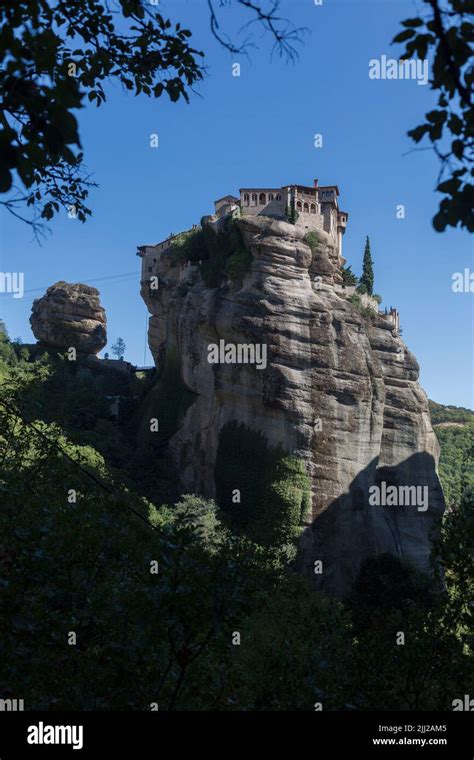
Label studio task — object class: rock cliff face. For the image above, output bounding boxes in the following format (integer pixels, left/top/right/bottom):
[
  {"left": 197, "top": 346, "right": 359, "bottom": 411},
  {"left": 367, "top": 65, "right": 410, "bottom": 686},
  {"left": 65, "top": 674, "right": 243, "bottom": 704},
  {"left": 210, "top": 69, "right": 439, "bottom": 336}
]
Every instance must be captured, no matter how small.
[
  {"left": 141, "top": 215, "right": 445, "bottom": 596},
  {"left": 30, "top": 281, "right": 107, "bottom": 355}
]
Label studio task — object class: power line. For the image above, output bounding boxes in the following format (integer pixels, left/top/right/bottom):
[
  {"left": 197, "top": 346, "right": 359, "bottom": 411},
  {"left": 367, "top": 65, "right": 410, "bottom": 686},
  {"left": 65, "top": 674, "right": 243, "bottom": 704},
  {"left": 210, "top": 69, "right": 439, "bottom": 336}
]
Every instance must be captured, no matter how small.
[{"left": 0, "top": 271, "right": 139, "bottom": 297}]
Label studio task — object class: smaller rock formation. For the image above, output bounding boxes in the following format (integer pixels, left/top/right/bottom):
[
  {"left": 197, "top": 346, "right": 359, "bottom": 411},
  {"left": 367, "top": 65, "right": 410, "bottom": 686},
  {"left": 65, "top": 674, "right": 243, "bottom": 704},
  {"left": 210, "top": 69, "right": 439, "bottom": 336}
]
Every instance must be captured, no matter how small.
[{"left": 30, "top": 281, "right": 107, "bottom": 354}]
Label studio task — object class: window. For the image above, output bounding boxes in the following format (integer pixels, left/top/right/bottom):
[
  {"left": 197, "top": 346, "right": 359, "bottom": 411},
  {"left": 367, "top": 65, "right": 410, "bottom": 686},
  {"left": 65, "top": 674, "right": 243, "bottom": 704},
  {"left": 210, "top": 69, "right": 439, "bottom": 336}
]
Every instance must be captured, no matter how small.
[
  {"left": 252, "top": 193, "right": 257, "bottom": 202},
  {"left": 244, "top": 193, "right": 250, "bottom": 204},
  {"left": 259, "top": 193, "right": 266, "bottom": 204},
  {"left": 303, "top": 202, "right": 309, "bottom": 213},
  {"left": 276, "top": 193, "right": 282, "bottom": 201},
  {"left": 268, "top": 193, "right": 274, "bottom": 201},
  {"left": 296, "top": 201, "right": 302, "bottom": 211},
  {"left": 310, "top": 204, "right": 316, "bottom": 214}
]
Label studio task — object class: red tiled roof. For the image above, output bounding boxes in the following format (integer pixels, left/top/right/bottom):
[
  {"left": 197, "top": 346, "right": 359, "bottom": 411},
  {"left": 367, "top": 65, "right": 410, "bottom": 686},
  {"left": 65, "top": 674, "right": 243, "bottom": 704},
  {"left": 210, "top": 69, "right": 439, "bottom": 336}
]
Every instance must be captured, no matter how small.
[{"left": 239, "top": 188, "right": 282, "bottom": 193}]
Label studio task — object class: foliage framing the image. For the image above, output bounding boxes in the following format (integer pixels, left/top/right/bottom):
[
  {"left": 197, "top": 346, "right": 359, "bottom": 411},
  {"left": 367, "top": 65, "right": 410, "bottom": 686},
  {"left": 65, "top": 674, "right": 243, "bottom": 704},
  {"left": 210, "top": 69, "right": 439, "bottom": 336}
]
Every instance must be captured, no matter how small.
[
  {"left": 0, "top": 0, "right": 204, "bottom": 236},
  {"left": 393, "top": 0, "right": 473, "bottom": 232},
  {"left": 0, "top": 0, "right": 307, "bottom": 239}
]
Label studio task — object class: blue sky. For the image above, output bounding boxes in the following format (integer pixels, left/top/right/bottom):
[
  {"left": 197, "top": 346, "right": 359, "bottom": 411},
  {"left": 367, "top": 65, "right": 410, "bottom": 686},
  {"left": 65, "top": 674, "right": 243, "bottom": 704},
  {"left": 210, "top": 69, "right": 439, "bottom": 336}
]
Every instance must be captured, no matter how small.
[{"left": 1, "top": 0, "right": 472, "bottom": 407}]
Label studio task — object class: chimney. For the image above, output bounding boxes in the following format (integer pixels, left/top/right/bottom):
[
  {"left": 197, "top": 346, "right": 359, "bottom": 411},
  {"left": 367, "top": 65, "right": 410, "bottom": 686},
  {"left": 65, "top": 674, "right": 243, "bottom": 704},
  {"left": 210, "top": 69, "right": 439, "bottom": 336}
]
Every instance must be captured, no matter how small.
[{"left": 313, "top": 179, "right": 319, "bottom": 187}]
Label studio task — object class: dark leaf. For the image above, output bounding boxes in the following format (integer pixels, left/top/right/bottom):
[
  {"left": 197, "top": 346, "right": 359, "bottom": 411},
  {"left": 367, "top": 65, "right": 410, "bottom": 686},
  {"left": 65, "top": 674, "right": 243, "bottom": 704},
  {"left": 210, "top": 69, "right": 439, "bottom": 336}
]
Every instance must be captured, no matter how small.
[{"left": 392, "top": 29, "right": 416, "bottom": 43}]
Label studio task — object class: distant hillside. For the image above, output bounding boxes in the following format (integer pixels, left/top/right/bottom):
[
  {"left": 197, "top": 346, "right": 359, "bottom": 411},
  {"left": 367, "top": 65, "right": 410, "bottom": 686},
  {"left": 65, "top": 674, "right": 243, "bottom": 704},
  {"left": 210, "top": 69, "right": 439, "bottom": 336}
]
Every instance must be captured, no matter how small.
[
  {"left": 429, "top": 399, "right": 474, "bottom": 426},
  {"left": 429, "top": 400, "right": 474, "bottom": 508}
]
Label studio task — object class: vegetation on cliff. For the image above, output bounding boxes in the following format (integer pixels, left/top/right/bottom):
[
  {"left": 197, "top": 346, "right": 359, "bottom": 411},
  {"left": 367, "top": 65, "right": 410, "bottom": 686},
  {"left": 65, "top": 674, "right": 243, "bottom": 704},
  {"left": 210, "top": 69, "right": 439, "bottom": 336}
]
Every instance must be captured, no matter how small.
[
  {"left": 285, "top": 198, "right": 299, "bottom": 225},
  {"left": 304, "top": 231, "right": 318, "bottom": 252},
  {"left": 169, "top": 219, "right": 252, "bottom": 287},
  {"left": 215, "top": 421, "right": 311, "bottom": 548},
  {"left": 360, "top": 236, "right": 374, "bottom": 295},
  {"left": 341, "top": 265, "right": 358, "bottom": 286}
]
